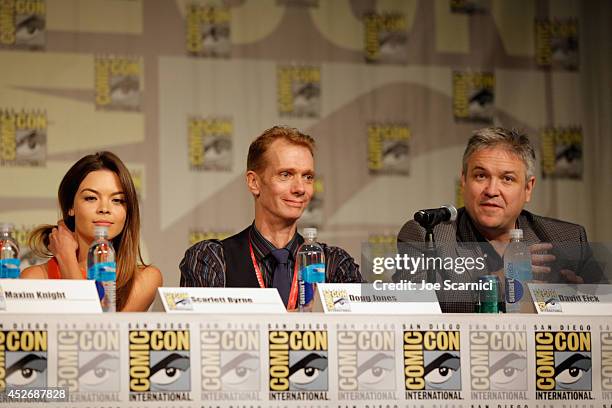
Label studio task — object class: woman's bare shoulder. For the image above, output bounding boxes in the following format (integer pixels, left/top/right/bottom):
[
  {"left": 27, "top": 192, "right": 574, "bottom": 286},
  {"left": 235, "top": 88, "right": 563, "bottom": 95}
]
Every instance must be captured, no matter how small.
[
  {"left": 20, "top": 262, "right": 49, "bottom": 279},
  {"left": 136, "top": 264, "right": 163, "bottom": 287},
  {"left": 120, "top": 265, "right": 163, "bottom": 312}
]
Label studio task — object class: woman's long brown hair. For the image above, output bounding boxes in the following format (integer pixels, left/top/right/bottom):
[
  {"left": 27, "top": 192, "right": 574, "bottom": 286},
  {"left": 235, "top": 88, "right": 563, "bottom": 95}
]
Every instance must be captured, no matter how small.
[{"left": 28, "top": 151, "right": 144, "bottom": 310}]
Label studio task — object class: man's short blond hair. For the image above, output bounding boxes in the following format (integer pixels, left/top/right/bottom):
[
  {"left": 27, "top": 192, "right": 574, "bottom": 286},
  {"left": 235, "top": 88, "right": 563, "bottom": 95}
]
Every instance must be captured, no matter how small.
[{"left": 247, "top": 126, "right": 315, "bottom": 172}]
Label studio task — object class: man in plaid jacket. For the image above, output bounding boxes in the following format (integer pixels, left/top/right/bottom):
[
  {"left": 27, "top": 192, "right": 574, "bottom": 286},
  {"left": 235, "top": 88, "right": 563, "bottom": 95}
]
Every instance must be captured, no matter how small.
[{"left": 397, "top": 127, "right": 605, "bottom": 313}]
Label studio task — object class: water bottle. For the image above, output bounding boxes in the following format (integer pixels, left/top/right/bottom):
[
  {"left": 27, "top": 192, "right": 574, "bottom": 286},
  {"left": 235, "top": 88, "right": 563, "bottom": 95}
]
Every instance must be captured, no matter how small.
[
  {"left": 0, "top": 224, "right": 20, "bottom": 279},
  {"left": 87, "top": 226, "right": 116, "bottom": 312},
  {"left": 503, "top": 229, "right": 533, "bottom": 313},
  {"left": 297, "top": 228, "right": 326, "bottom": 312}
]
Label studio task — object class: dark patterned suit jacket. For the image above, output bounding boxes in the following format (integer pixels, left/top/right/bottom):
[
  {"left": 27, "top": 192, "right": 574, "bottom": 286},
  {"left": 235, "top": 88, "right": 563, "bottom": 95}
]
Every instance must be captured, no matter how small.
[{"left": 396, "top": 208, "right": 605, "bottom": 313}]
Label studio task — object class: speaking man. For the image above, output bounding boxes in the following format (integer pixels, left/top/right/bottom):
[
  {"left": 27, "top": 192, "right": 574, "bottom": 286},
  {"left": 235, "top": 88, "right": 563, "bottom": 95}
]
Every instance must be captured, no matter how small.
[
  {"left": 180, "top": 126, "right": 362, "bottom": 308},
  {"left": 397, "top": 127, "right": 604, "bottom": 312}
]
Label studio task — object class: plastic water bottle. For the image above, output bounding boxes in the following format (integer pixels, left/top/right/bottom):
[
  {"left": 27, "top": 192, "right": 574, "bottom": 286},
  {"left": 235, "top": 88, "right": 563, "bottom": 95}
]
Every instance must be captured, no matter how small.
[
  {"left": 87, "top": 226, "right": 116, "bottom": 312},
  {"left": 503, "top": 229, "right": 533, "bottom": 313},
  {"left": 297, "top": 228, "right": 326, "bottom": 312},
  {"left": 0, "top": 224, "right": 20, "bottom": 279}
]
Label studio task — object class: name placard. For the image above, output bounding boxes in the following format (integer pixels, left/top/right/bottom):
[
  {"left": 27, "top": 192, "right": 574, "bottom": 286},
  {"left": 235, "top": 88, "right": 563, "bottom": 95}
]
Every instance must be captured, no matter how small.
[
  {"left": 529, "top": 283, "right": 612, "bottom": 315},
  {"left": 314, "top": 283, "right": 442, "bottom": 314},
  {"left": 0, "top": 279, "right": 102, "bottom": 313},
  {"left": 158, "top": 287, "right": 287, "bottom": 313}
]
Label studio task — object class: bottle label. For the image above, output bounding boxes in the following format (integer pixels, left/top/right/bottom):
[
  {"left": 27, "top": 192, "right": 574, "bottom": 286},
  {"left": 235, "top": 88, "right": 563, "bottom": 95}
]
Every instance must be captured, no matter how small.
[
  {"left": 0, "top": 258, "right": 20, "bottom": 279},
  {"left": 87, "top": 262, "right": 117, "bottom": 282},
  {"left": 504, "top": 259, "right": 532, "bottom": 304},
  {"left": 302, "top": 263, "right": 325, "bottom": 283},
  {"left": 505, "top": 278, "right": 524, "bottom": 303},
  {"left": 299, "top": 280, "right": 314, "bottom": 307}
]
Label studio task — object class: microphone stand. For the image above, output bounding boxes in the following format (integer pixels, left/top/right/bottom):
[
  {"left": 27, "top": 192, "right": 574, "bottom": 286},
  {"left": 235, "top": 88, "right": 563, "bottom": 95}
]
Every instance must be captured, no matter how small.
[
  {"left": 424, "top": 227, "right": 437, "bottom": 284},
  {"left": 413, "top": 205, "right": 457, "bottom": 285}
]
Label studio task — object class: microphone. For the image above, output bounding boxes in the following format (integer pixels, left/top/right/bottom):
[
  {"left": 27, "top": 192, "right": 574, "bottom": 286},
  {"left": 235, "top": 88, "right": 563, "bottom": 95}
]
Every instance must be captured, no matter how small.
[
  {"left": 414, "top": 204, "right": 457, "bottom": 229},
  {"left": 413, "top": 205, "right": 457, "bottom": 284}
]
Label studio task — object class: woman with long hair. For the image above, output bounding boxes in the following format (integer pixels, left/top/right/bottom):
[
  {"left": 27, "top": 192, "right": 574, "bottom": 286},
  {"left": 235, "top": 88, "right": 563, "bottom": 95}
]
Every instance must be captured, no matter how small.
[{"left": 21, "top": 151, "right": 162, "bottom": 311}]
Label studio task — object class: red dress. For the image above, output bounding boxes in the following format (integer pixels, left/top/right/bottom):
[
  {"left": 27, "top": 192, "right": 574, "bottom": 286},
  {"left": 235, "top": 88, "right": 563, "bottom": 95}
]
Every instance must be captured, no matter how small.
[{"left": 46, "top": 257, "right": 87, "bottom": 279}]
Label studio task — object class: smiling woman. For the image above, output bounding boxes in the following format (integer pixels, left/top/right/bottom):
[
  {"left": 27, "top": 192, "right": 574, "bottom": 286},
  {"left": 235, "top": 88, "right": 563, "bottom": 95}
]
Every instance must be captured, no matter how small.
[{"left": 21, "top": 151, "right": 162, "bottom": 311}]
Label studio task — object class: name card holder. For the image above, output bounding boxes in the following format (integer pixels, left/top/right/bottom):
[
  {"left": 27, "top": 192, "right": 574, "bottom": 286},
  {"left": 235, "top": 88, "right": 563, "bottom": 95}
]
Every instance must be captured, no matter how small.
[
  {"left": 529, "top": 283, "right": 612, "bottom": 315},
  {"left": 313, "top": 283, "right": 442, "bottom": 314},
  {"left": 158, "top": 287, "right": 287, "bottom": 313},
  {"left": 0, "top": 279, "right": 102, "bottom": 313}
]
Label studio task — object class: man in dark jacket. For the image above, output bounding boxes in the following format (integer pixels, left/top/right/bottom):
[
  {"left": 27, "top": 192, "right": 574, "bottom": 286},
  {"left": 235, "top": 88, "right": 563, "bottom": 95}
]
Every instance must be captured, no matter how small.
[{"left": 397, "top": 127, "right": 604, "bottom": 313}]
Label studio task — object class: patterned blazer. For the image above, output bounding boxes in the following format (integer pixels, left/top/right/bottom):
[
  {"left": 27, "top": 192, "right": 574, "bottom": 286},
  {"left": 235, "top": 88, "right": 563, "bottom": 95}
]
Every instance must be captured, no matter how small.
[{"left": 396, "top": 208, "right": 604, "bottom": 313}]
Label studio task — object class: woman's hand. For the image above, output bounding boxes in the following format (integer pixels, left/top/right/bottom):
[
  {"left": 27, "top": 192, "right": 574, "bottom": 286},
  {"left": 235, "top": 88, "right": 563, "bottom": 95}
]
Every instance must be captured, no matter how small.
[
  {"left": 49, "top": 220, "right": 79, "bottom": 262},
  {"left": 49, "top": 220, "right": 83, "bottom": 279}
]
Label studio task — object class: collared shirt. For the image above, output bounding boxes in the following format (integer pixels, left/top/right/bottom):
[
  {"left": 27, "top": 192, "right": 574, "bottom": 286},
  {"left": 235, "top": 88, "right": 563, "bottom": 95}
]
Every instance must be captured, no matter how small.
[
  {"left": 455, "top": 208, "right": 545, "bottom": 273},
  {"left": 457, "top": 210, "right": 504, "bottom": 272},
  {"left": 180, "top": 224, "right": 363, "bottom": 287}
]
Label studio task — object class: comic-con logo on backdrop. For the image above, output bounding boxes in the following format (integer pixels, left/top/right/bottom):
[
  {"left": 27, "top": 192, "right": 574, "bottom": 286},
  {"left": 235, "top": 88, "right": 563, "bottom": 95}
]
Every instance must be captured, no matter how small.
[
  {"left": 95, "top": 56, "right": 141, "bottom": 111},
  {"left": 470, "top": 329, "right": 528, "bottom": 401},
  {"left": 602, "top": 330, "right": 612, "bottom": 400},
  {"left": 368, "top": 124, "right": 410, "bottom": 175},
  {"left": 186, "top": 4, "right": 230, "bottom": 57},
  {"left": 0, "top": 110, "right": 46, "bottom": 166},
  {"left": 57, "top": 325, "right": 120, "bottom": 402},
  {"left": 540, "top": 126, "right": 583, "bottom": 180},
  {"left": 337, "top": 326, "right": 397, "bottom": 400},
  {"left": 277, "top": 65, "right": 321, "bottom": 118},
  {"left": 453, "top": 71, "right": 495, "bottom": 123},
  {"left": 0, "top": 327, "right": 48, "bottom": 398},
  {"left": 535, "top": 328, "right": 593, "bottom": 400},
  {"left": 403, "top": 324, "right": 463, "bottom": 400},
  {"left": 535, "top": 18, "right": 579, "bottom": 71},
  {"left": 201, "top": 324, "right": 261, "bottom": 400},
  {"left": 0, "top": 0, "right": 45, "bottom": 50},
  {"left": 268, "top": 326, "right": 329, "bottom": 400},
  {"left": 187, "top": 117, "right": 233, "bottom": 171},
  {"left": 128, "top": 324, "right": 192, "bottom": 402},
  {"left": 364, "top": 12, "right": 407, "bottom": 64}
]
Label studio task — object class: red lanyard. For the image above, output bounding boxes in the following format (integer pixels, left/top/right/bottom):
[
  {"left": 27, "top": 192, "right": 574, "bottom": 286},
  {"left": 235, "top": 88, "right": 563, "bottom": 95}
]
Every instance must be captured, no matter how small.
[{"left": 248, "top": 239, "right": 298, "bottom": 310}]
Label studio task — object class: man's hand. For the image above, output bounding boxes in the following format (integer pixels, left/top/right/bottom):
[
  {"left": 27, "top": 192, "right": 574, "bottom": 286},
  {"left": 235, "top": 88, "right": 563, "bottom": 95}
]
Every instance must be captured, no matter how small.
[
  {"left": 530, "top": 243, "right": 556, "bottom": 276},
  {"left": 560, "top": 269, "right": 584, "bottom": 284},
  {"left": 530, "top": 242, "right": 583, "bottom": 284},
  {"left": 49, "top": 220, "right": 79, "bottom": 263}
]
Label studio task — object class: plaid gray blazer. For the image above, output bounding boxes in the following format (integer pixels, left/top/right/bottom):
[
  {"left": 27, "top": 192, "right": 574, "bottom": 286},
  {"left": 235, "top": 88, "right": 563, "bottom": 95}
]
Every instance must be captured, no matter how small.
[{"left": 396, "top": 208, "right": 604, "bottom": 313}]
